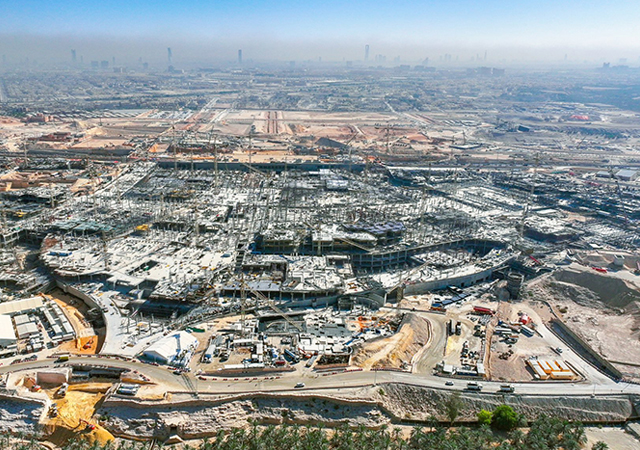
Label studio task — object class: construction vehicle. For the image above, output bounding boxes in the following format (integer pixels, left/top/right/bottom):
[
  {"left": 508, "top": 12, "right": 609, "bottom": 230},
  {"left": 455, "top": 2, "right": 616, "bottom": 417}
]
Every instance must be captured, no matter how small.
[
  {"left": 55, "top": 383, "right": 68, "bottom": 398},
  {"left": 83, "top": 337, "right": 95, "bottom": 350},
  {"left": 56, "top": 354, "right": 70, "bottom": 363},
  {"left": 49, "top": 404, "right": 59, "bottom": 418},
  {"left": 473, "top": 306, "right": 495, "bottom": 316},
  {"left": 79, "top": 419, "right": 96, "bottom": 431}
]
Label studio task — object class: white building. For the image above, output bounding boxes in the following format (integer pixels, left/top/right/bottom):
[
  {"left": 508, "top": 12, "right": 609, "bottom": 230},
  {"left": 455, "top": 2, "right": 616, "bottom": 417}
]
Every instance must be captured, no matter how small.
[
  {"left": 0, "top": 315, "right": 17, "bottom": 348},
  {"left": 142, "top": 331, "right": 199, "bottom": 365},
  {"left": 16, "top": 321, "right": 39, "bottom": 339},
  {"left": 615, "top": 169, "right": 638, "bottom": 181}
]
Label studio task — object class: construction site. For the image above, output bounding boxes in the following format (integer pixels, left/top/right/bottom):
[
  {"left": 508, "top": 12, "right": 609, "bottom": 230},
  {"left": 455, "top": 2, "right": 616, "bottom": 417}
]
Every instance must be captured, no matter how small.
[{"left": 0, "top": 65, "right": 640, "bottom": 447}]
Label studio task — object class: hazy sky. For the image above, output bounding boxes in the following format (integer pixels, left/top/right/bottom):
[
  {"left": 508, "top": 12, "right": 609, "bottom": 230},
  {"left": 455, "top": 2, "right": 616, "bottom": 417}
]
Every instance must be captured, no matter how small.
[{"left": 2, "top": 0, "right": 640, "bottom": 64}]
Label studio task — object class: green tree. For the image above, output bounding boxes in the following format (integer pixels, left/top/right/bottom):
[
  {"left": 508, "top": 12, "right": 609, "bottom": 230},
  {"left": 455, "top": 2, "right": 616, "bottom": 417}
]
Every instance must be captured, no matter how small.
[
  {"left": 592, "top": 441, "right": 609, "bottom": 450},
  {"left": 477, "top": 409, "right": 492, "bottom": 426},
  {"left": 443, "top": 392, "right": 464, "bottom": 425},
  {"left": 491, "top": 405, "right": 519, "bottom": 431}
]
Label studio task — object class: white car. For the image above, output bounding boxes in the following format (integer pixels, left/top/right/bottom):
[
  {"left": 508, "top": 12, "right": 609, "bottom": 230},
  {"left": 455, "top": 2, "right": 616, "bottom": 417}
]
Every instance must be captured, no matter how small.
[{"left": 295, "top": 382, "right": 305, "bottom": 388}]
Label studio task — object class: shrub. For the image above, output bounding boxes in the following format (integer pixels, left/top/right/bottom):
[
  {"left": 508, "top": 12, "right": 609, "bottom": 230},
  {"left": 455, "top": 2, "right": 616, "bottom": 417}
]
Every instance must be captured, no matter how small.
[
  {"left": 477, "top": 409, "right": 492, "bottom": 426},
  {"left": 491, "top": 405, "right": 519, "bottom": 431}
]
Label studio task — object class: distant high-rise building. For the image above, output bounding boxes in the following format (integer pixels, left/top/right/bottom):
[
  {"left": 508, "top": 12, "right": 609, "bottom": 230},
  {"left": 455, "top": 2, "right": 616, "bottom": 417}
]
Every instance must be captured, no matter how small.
[
  {"left": 71, "top": 49, "right": 77, "bottom": 63},
  {"left": 484, "top": 51, "right": 487, "bottom": 61},
  {"left": 493, "top": 68, "right": 505, "bottom": 76},
  {"left": 91, "top": 61, "right": 99, "bottom": 69},
  {"left": 112, "top": 56, "right": 116, "bottom": 67},
  {"left": 365, "top": 45, "right": 370, "bottom": 62},
  {"left": 167, "top": 47, "right": 172, "bottom": 65},
  {"left": 101, "top": 60, "right": 109, "bottom": 69},
  {"left": 238, "top": 49, "right": 242, "bottom": 64}
]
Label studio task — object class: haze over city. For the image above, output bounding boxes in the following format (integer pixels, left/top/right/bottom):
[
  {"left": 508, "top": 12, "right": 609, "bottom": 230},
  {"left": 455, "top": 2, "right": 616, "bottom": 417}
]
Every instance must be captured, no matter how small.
[{"left": 2, "top": 0, "right": 640, "bottom": 65}]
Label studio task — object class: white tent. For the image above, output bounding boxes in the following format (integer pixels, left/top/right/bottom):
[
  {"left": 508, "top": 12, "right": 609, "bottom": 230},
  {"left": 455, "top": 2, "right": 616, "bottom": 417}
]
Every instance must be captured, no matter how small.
[
  {"left": 0, "top": 297, "right": 43, "bottom": 315},
  {"left": 0, "top": 315, "right": 17, "bottom": 347},
  {"left": 143, "top": 331, "right": 199, "bottom": 365}
]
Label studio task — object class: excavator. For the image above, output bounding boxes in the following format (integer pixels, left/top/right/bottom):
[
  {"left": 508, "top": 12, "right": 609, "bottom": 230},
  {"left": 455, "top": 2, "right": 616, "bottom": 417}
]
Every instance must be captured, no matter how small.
[
  {"left": 79, "top": 418, "right": 96, "bottom": 431},
  {"left": 83, "top": 337, "right": 95, "bottom": 350}
]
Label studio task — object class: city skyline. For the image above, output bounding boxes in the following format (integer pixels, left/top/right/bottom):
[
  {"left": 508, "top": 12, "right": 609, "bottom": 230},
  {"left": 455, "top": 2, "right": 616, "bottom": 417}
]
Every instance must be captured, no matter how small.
[{"left": 1, "top": 0, "right": 640, "bottom": 65}]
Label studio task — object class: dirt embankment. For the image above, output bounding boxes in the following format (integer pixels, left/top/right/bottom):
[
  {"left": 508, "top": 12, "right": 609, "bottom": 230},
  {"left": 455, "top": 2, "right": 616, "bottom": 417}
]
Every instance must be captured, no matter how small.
[
  {"left": 551, "top": 269, "right": 640, "bottom": 310},
  {"left": 0, "top": 394, "right": 46, "bottom": 436},
  {"left": 352, "top": 314, "right": 431, "bottom": 370},
  {"left": 98, "top": 394, "right": 388, "bottom": 440},
  {"left": 527, "top": 268, "right": 640, "bottom": 379},
  {"left": 378, "top": 383, "right": 638, "bottom": 423},
  {"left": 95, "top": 384, "right": 640, "bottom": 440},
  {"left": 43, "top": 383, "right": 114, "bottom": 447}
]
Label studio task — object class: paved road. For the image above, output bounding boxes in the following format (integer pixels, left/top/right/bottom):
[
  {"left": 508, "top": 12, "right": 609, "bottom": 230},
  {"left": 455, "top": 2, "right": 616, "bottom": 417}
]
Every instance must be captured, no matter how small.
[
  {"left": 3, "top": 355, "right": 639, "bottom": 398},
  {"left": 413, "top": 313, "right": 448, "bottom": 374}
]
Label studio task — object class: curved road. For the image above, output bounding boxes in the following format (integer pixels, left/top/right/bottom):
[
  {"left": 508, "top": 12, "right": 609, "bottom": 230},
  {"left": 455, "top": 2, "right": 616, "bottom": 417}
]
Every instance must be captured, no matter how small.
[{"left": 2, "top": 355, "right": 639, "bottom": 398}]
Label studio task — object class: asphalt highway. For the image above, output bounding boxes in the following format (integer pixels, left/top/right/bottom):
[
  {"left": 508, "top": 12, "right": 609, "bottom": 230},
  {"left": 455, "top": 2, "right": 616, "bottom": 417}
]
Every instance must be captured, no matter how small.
[{"left": 2, "top": 355, "right": 639, "bottom": 398}]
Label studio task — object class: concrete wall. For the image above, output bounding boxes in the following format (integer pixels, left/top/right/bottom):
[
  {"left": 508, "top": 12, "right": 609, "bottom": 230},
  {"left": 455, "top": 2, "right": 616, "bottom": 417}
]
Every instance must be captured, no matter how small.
[
  {"left": 404, "top": 260, "right": 509, "bottom": 296},
  {"left": 56, "top": 280, "right": 101, "bottom": 310},
  {"left": 550, "top": 318, "right": 624, "bottom": 381},
  {"left": 36, "top": 368, "right": 70, "bottom": 386}
]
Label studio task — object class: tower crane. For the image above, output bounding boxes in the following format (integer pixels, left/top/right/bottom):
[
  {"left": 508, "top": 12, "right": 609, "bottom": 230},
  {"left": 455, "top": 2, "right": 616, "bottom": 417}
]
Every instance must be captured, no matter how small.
[
  {"left": 608, "top": 166, "right": 629, "bottom": 223},
  {"left": 342, "top": 132, "right": 358, "bottom": 172},
  {"left": 519, "top": 152, "right": 541, "bottom": 238}
]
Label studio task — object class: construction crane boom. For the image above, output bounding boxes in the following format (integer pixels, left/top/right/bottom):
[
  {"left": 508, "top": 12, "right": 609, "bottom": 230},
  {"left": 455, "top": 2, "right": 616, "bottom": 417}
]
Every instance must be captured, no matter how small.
[{"left": 249, "top": 288, "right": 303, "bottom": 333}]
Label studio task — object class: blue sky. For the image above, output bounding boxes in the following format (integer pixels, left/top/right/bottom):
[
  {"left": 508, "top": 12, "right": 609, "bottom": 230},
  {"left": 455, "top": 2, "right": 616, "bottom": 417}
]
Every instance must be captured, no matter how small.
[{"left": 2, "top": 1, "right": 639, "bottom": 63}]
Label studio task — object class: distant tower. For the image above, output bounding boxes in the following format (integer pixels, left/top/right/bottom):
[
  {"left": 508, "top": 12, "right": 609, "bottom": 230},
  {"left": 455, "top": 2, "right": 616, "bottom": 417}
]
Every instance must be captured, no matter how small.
[
  {"left": 71, "top": 49, "right": 77, "bottom": 63},
  {"left": 167, "top": 47, "right": 172, "bottom": 65},
  {"left": 112, "top": 56, "right": 116, "bottom": 67},
  {"left": 484, "top": 51, "right": 487, "bottom": 61},
  {"left": 365, "top": 45, "right": 370, "bottom": 62},
  {"left": 238, "top": 49, "right": 242, "bottom": 64}
]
